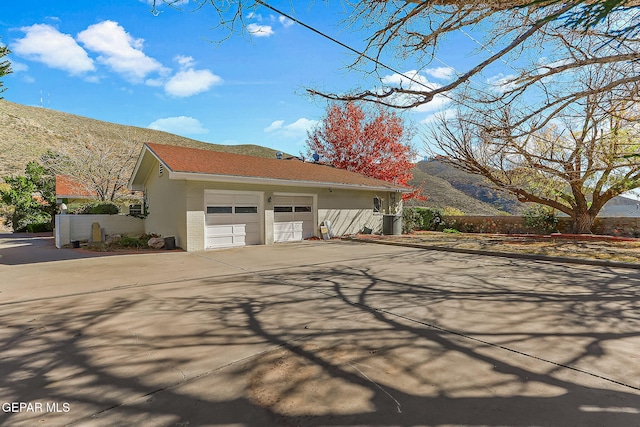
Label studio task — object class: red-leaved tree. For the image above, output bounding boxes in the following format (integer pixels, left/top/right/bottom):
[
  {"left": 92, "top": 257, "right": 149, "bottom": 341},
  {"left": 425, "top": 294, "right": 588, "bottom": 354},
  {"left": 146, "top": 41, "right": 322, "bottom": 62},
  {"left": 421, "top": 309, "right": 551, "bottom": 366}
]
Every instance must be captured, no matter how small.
[{"left": 307, "top": 102, "right": 423, "bottom": 200}]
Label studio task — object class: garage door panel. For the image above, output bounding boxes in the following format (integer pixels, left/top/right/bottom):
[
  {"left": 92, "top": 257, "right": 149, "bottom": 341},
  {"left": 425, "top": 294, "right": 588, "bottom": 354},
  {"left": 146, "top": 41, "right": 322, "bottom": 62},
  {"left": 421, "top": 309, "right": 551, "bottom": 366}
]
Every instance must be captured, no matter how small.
[
  {"left": 204, "top": 192, "right": 261, "bottom": 249},
  {"left": 234, "top": 195, "right": 259, "bottom": 205},
  {"left": 234, "top": 212, "right": 259, "bottom": 220},
  {"left": 301, "top": 220, "right": 314, "bottom": 238},
  {"left": 274, "top": 212, "right": 294, "bottom": 222},
  {"left": 207, "top": 224, "right": 235, "bottom": 236},
  {"left": 293, "top": 196, "right": 312, "bottom": 205},
  {"left": 273, "top": 196, "right": 293, "bottom": 206},
  {"left": 274, "top": 222, "right": 299, "bottom": 243},
  {"left": 206, "top": 213, "right": 235, "bottom": 226},
  {"left": 206, "top": 194, "right": 234, "bottom": 204},
  {"left": 273, "top": 196, "right": 314, "bottom": 243},
  {"left": 206, "top": 235, "right": 236, "bottom": 248}
]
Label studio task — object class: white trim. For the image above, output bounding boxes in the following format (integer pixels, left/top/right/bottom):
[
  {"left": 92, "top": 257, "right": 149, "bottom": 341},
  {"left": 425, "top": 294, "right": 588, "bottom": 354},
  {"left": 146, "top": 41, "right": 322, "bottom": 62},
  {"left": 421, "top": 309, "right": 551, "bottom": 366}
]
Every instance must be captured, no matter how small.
[
  {"left": 129, "top": 144, "right": 172, "bottom": 190},
  {"left": 128, "top": 145, "right": 151, "bottom": 189},
  {"left": 273, "top": 192, "right": 318, "bottom": 238},
  {"left": 170, "top": 171, "right": 408, "bottom": 193}
]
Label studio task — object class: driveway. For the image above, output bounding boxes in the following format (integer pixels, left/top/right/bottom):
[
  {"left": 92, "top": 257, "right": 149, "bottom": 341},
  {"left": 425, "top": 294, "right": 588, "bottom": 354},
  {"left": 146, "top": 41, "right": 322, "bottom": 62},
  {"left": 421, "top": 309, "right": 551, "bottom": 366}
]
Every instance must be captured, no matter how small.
[{"left": 1, "top": 235, "right": 639, "bottom": 426}]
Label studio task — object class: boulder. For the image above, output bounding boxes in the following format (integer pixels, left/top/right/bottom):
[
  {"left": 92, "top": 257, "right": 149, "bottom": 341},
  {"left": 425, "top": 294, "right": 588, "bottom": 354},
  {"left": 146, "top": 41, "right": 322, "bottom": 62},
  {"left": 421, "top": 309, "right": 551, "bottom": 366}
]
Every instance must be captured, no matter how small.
[
  {"left": 148, "top": 237, "right": 165, "bottom": 249},
  {"left": 106, "top": 234, "right": 121, "bottom": 244}
]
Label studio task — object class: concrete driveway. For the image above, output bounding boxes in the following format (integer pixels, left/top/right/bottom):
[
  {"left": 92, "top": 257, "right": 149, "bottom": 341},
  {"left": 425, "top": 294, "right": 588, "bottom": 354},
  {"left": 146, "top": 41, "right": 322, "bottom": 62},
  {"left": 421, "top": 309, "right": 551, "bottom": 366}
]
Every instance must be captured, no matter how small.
[{"left": 1, "top": 234, "right": 639, "bottom": 426}]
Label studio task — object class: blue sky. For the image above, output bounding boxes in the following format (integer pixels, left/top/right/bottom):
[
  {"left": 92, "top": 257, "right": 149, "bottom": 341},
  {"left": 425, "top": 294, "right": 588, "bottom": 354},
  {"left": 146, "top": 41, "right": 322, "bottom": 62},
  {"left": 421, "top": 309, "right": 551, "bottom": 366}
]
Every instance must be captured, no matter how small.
[{"left": 1, "top": 0, "right": 479, "bottom": 157}]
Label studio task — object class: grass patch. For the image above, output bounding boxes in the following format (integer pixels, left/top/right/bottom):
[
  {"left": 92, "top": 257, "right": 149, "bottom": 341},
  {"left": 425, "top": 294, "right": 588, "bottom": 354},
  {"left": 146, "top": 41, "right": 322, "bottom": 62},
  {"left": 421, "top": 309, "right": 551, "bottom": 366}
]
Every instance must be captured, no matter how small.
[{"left": 385, "top": 232, "right": 640, "bottom": 264}]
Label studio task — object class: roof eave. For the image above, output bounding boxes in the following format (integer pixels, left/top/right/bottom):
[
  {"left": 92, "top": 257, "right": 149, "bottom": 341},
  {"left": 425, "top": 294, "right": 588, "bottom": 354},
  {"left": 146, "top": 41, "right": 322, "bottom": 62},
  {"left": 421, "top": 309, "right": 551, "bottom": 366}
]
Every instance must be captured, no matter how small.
[{"left": 168, "top": 171, "right": 410, "bottom": 192}]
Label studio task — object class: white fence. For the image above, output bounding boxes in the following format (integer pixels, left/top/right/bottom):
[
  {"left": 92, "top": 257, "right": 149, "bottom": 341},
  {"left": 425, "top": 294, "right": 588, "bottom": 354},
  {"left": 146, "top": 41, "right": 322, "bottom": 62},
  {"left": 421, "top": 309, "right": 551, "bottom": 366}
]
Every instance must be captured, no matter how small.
[{"left": 55, "top": 214, "right": 145, "bottom": 248}]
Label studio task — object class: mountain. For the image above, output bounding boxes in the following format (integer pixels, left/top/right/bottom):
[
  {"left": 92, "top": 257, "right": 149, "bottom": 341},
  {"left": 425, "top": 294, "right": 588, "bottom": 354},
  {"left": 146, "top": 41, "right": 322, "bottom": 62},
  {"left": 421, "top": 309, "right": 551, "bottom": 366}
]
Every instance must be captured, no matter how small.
[
  {"left": 411, "top": 159, "right": 639, "bottom": 217},
  {"left": 2, "top": 100, "right": 636, "bottom": 218},
  {"left": 407, "top": 166, "right": 509, "bottom": 215},
  {"left": 0, "top": 100, "right": 283, "bottom": 177},
  {"left": 408, "top": 159, "right": 522, "bottom": 215}
]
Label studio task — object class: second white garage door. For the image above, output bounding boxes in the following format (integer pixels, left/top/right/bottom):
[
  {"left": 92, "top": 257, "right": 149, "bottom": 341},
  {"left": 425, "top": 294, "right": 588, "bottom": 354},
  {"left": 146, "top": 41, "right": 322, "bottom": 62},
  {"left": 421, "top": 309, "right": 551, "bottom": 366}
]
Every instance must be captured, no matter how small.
[
  {"left": 273, "top": 196, "right": 314, "bottom": 243},
  {"left": 204, "top": 192, "right": 261, "bottom": 249}
]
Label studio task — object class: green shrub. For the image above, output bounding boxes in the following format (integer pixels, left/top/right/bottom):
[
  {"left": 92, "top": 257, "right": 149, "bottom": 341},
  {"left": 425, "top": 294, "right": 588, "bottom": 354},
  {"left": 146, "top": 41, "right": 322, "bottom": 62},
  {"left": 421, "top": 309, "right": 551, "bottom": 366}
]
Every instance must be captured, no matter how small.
[
  {"left": 417, "top": 208, "right": 443, "bottom": 231},
  {"left": 119, "top": 235, "right": 146, "bottom": 249},
  {"left": 523, "top": 205, "right": 558, "bottom": 234},
  {"left": 442, "top": 206, "right": 465, "bottom": 216},
  {"left": 402, "top": 208, "right": 421, "bottom": 234},
  {"left": 68, "top": 202, "right": 120, "bottom": 215},
  {"left": 91, "top": 202, "right": 119, "bottom": 215},
  {"left": 443, "top": 228, "right": 461, "bottom": 233},
  {"left": 402, "top": 207, "right": 443, "bottom": 233},
  {"left": 25, "top": 222, "right": 53, "bottom": 233}
]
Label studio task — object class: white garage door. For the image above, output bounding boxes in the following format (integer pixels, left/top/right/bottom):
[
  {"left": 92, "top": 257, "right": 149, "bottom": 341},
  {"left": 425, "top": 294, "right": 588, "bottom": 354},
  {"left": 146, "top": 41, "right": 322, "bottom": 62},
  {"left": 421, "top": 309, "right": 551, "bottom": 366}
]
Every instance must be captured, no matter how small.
[
  {"left": 205, "top": 192, "right": 260, "bottom": 249},
  {"left": 273, "top": 196, "right": 314, "bottom": 243}
]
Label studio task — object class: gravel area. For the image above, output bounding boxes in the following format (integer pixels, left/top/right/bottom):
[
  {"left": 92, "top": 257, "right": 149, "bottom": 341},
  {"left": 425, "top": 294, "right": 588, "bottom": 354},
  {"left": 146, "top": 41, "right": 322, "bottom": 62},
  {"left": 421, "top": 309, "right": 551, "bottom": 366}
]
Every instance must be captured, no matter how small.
[{"left": 357, "top": 231, "right": 640, "bottom": 264}]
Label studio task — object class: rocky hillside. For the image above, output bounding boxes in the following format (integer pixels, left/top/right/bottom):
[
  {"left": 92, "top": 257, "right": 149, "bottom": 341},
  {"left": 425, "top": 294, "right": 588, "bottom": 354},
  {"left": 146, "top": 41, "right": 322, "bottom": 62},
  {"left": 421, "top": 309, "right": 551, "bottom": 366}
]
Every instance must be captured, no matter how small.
[
  {"left": 0, "top": 100, "right": 282, "bottom": 177},
  {"left": 412, "top": 159, "right": 639, "bottom": 217},
  {"left": 1, "top": 100, "right": 636, "bottom": 217}
]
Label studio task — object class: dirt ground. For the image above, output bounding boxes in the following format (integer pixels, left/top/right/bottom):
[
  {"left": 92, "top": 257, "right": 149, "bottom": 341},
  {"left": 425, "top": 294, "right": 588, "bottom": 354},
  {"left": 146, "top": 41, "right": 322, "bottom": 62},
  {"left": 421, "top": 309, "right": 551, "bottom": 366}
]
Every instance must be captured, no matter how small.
[{"left": 370, "top": 231, "right": 640, "bottom": 264}]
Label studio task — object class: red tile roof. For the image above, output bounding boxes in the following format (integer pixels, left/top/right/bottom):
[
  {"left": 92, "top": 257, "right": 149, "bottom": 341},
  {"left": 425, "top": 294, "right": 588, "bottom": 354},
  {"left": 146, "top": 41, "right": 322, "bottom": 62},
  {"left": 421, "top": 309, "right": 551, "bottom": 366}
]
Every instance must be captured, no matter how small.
[
  {"left": 56, "top": 175, "right": 142, "bottom": 199},
  {"left": 56, "top": 175, "right": 95, "bottom": 198},
  {"left": 145, "top": 143, "right": 407, "bottom": 190}
]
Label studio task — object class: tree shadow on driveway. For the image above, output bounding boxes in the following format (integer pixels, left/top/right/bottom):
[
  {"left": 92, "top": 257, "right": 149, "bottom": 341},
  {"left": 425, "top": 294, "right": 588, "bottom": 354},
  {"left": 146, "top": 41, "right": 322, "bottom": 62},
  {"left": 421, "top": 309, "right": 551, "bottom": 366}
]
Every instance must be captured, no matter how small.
[
  {"left": 0, "top": 233, "right": 174, "bottom": 266},
  {"left": 1, "top": 245, "right": 639, "bottom": 426},
  {"left": 0, "top": 233, "right": 106, "bottom": 265}
]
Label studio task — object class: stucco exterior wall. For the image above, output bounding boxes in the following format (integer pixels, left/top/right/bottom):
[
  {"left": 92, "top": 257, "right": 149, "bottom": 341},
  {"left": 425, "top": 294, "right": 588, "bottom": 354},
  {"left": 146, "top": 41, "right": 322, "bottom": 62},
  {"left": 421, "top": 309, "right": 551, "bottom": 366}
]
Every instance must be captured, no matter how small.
[
  {"left": 317, "top": 188, "right": 396, "bottom": 235},
  {"left": 143, "top": 161, "right": 187, "bottom": 249},
  {"left": 55, "top": 214, "right": 144, "bottom": 248},
  {"left": 145, "top": 174, "right": 401, "bottom": 251}
]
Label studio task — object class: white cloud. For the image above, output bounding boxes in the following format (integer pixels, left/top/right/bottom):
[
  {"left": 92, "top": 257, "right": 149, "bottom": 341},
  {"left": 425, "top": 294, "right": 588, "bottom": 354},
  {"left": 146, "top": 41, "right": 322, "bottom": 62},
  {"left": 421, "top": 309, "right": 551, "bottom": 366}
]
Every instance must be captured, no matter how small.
[
  {"left": 246, "top": 12, "right": 263, "bottom": 21},
  {"left": 381, "top": 70, "right": 435, "bottom": 89},
  {"left": 9, "top": 61, "right": 29, "bottom": 72},
  {"left": 140, "top": 0, "right": 188, "bottom": 8},
  {"left": 420, "top": 108, "right": 457, "bottom": 125},
  {"left": 424, "top": 66, "right": 455, "bottom": 80},
  {"left": 264, "top": 120, "right": 284, "bottom": 133},
  {"left": 279, "top": 16, "right": 294, "bottom": 28},
  {"left": 147, "top": 116, "right": 209, "bottom": 135},
  {"left": 247, "top": 23, "right": 274, "bottom": 37},
  {"left": 264, "top": 118, "right": 317, "bottom": 138},
  {"left": 11, "top": 24, "right": 95, "bottom": 75},
  {"left": 77, "top": 20, "right": 167, "bottom": 82},
  {"left": 380, "top": 70, "right": 451, "bottom": 113},
  {"left": 174, "top": 55, "right": 195, "bottom": 68},
  {"left": 145, "top": 77, "right": 165, "bottom": 87},
  {"left": 164, "top": 68, "right": 222, "bottom": 97},
  {"left": 486, "top": 73, "right": 518, "bottom": 93}
]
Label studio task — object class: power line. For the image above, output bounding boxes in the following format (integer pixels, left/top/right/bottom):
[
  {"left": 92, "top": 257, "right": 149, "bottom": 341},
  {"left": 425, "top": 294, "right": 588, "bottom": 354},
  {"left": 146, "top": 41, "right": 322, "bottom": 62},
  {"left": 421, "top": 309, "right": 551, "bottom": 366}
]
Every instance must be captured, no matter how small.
[
  {"left": 255, "top": 0, "right": 638, "bottom": 161},
  {"left": 254, "top": 0, "right": 435, "bottom": 93}
]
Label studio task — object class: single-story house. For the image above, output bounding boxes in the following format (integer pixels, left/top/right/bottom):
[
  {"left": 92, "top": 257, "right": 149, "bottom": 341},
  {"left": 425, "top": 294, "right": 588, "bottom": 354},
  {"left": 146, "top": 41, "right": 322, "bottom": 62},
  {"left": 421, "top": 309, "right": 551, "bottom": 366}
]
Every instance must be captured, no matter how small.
[
  {"left": 56, "top": 175, "right": 142, "bottom": 215},
  {"left": 129, "top": 143, "right": 410, "bottom": 251}
]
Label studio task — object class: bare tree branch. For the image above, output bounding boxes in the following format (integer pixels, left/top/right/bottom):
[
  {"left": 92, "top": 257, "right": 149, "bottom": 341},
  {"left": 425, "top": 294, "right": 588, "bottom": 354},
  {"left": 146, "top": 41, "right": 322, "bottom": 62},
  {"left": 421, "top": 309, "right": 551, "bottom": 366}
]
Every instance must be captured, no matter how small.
[{"left": 42, "top": 130, "right": 142, "bottom": 203}]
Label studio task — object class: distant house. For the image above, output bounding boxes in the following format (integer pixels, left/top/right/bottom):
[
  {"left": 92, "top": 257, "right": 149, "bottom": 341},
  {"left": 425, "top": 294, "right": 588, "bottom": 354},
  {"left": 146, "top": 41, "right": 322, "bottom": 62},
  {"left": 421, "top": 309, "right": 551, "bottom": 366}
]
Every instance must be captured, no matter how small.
[
  {"left": 129, "top": 143, "right": 409, "bottom": 251},
  {"left": 55, "top": 175, "right": 142, "bottom": 215}
]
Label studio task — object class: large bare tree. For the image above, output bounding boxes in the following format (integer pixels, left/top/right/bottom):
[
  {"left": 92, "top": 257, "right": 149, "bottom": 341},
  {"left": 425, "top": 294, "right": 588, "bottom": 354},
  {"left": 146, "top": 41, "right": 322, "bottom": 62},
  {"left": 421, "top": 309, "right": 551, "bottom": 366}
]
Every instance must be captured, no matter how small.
[
  {"left": 426, "top": 61, "right": 640, "bottom": 233},
  {"left": 149, "top": 1, "right": 640, "bottom": 115},
  {"left": 308, "top": 1, "right": 639, "bottom": 107},
  {"left": 42, "top": 131, "right": 141, "bottom": 203}
]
